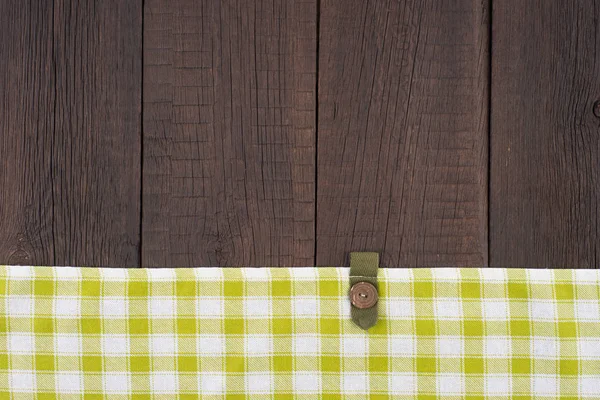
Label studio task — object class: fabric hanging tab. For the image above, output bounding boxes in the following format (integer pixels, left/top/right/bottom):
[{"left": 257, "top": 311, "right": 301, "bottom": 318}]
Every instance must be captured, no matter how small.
[{"left": 349, "top": 252, "right": 380, "bottom": 329}]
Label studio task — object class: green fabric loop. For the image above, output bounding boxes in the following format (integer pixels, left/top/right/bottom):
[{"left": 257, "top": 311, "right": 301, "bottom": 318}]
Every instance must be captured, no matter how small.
[{"left": 349, "top": 252, "right": 379, "bottom": 330}]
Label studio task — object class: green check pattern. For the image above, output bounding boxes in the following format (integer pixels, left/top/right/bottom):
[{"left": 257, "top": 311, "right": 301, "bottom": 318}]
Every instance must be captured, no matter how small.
[{"left": 1, "top": 266, "right": 600, "bottom": 398}]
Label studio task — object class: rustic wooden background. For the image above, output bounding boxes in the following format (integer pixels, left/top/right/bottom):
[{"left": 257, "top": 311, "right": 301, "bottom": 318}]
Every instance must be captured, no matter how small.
[{"left": 1, "top": 0, "right": 598, "bottom": 268}]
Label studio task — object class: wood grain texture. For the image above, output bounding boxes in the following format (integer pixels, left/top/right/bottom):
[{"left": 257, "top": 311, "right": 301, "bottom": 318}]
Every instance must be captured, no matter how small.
[
  {"left": 490, "top": 1, "right": 600, "bottom": 267},
  {"left": 0, "top": 1, "right": 141, "bottom": 267},
  {"left": 317, "top": 0, "right": 489, "bottom": 267},
  {"left": 143, "top": 0, "right": 316, "bottom": 267}
]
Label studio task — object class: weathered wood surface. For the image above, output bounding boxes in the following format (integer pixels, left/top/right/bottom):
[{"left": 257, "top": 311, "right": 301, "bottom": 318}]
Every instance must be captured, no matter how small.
[
  {"left": 0, "top": 1, "right": 142, "bottom": 267},
  {"left": 316, "top": 0, "right": 490, "bottom": 267},
  {"left": 143, "top": 0, "right": 317, "bottom": 267},
  {"left": 490, "top": 0, "right": 600, "bottom": 268},
  {"left": 3, "top": 1, "right": 599, "bottom": 269}
]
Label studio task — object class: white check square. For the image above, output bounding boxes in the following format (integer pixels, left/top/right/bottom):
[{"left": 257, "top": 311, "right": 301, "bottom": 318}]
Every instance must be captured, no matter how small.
[
  {"left": 437, "top": 337, "right": 463, "bottom": 356},
  {"left": 8, "top": 296, "right": 32, "bottom": 316},
  {"left": 574, "top": 269, "right": 599, "bottom": 284},
  {"left": 437, "top": 374, "right": 464, "bottom": 395},
  {"left": 576, "top": 300, "right": 600, "bottom": 321},
  {"left": 9, "top": 371, "right": 35, "bottom": 391},
  {"left": 434, "top": 269, "right": 460, "bottom": 280},
  {"left": 102, "top": 297, "right": 127, "bottom": 317},
  {"left": 245, "top": 335, "right": 273, "bottom": 355},
  {"left": 434, "top": 299, "right": 462, "bottom": 319},
  {"left": 150, "top": 334, "right": 177, "bottom": 355},
  {"left": 197, "top": 298, "right": 224, "bottom": 317},
  {"left": 102, "top": 335, "right": 129, "bottom": 355},
  {"left": 148, "top": 269, "right": 175, "bottom": 280},
  {"left": 579, "top": 339, "right": 600, "bottom": 358},
  {"left": 54, "top": 267, "right": 80, "bottom": 279},
  {"left": 527, "top": 269, "right": 554, "bottom": 283},
  {"left": 580, "top": 376, "right": 600, "bottom": 396},
  {"left": 57, "top": 372, "right": 83, "bottom": 393},
  {"left": 293, "top": 297, "right": 318, "bottom": 316},
  {"left": 194, "top": 268, "right": 222, "bottom": 280},
  {"left": 152, "top": 373, "right": 178, "bottom": 394},
  {"left": 101, "top": 269, "right": 127, "bottom": 279},
  {"left": 246, "top": 373, "right": 273, "bottom": 393},
  {"left": 485, "top": 374, "right": 511, "bottom": 395},
  {"left": 243, "top": 268, "right": 270, "bottom": 280},
  {"left": 390, "top": 336, "right": 416, "bottom": 356},
  {"left": 199, "top": 373, "right": 224, "bottom": 394},
  {"left": 485, "top": 336, "right": 510, "bottom": 357},
  {"left": 483, "top": 300, "right": 509, "bottom": 320},
  {"left": 103, "top": 373, "right": 130, "bottom": 394},
  {"left": 293, "top": 373, "right": 321, "bottom": 393},
  {"left": 8, "top": 266, "right": 32, "bottom": 278},
  {"left": 341, "top": 335, "right": 368, "bottom": 356},
  {"left": 294, "top": 335, "right": 320, "bottom": 355},
  {"left": 54, "top": 297, "right": 80, "bottom": 317},
  {"left": 342, "top": 373, "right": 368, "bottom": 393},
  {"left": 244, "top": 297, "right": 271, "bottom": 318},
  {"left": 198, "top": 335, "right": 225, "bottom": 356},
  {"left": 55, "top": 334, "right": 82, "bottom": 355},
  {"left": 384, "top": 269, "right": 412, "bottom": 281},
  {"left": 387, "top": 298, "right": 415, "bottom": 318},
  {"left": 532, "top": 375, "right": 557, "bottom": 396},
  {"left": 532, "top": 337, "right": 558, "bottom": 358},
  {"left": 480, "top": 269, "right": 506, "bottom": 282},
  {"left": 8, "top": 333, "right": 34, "bottom": 354},
  {"left": 389, "top": 373, "right": 416, "bottom": 394},
  {"left": 529, "top": 300, "right": 556, "bottom": 320},
  {"left": 150, "top": 297, "right": 174, "bottom": 317},
  {"left": 291, "top": 268, "right": 317, "bottom": 279}
]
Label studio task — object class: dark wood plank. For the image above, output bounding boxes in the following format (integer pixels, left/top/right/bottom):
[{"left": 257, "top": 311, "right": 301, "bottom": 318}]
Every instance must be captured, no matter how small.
[
  {"left": 317, "top": 0, "right": 489, "bottom": 267},
  {"left": 490, "top": 1, "right": 600, "bottom": 268},
  {"left": 143, "top": 0, "right": 316, "bottom": 267},
  {"left": 0, "top": 1, "right": 142, "bottom": 267}
]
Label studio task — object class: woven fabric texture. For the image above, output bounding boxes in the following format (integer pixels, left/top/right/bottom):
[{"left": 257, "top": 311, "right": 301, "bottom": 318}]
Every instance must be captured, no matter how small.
[{"left": 1, "top": 266, "right": 600, "bottom": 399}]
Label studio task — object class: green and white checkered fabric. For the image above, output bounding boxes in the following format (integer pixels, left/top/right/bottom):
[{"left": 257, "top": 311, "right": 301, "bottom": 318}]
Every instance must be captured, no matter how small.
[{"left": 1, "top": 266, "right": 600, "bottom": 398}]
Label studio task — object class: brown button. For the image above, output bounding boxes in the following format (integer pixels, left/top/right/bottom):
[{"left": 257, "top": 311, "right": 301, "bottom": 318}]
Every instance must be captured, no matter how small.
[{"left": 350, "top": 281, "right": 378, "bottom": 309}]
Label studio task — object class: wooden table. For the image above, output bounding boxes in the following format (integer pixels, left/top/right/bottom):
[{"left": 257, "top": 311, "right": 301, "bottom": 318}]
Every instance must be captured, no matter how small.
[{"left": 1, "top": 0, "right": 598, "bottom": 268}]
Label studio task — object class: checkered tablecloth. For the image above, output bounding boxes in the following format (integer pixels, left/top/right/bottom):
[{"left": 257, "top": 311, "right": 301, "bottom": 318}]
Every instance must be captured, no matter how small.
[{"left": 1, "top": 266, "right": 599, "bottom": 398}]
